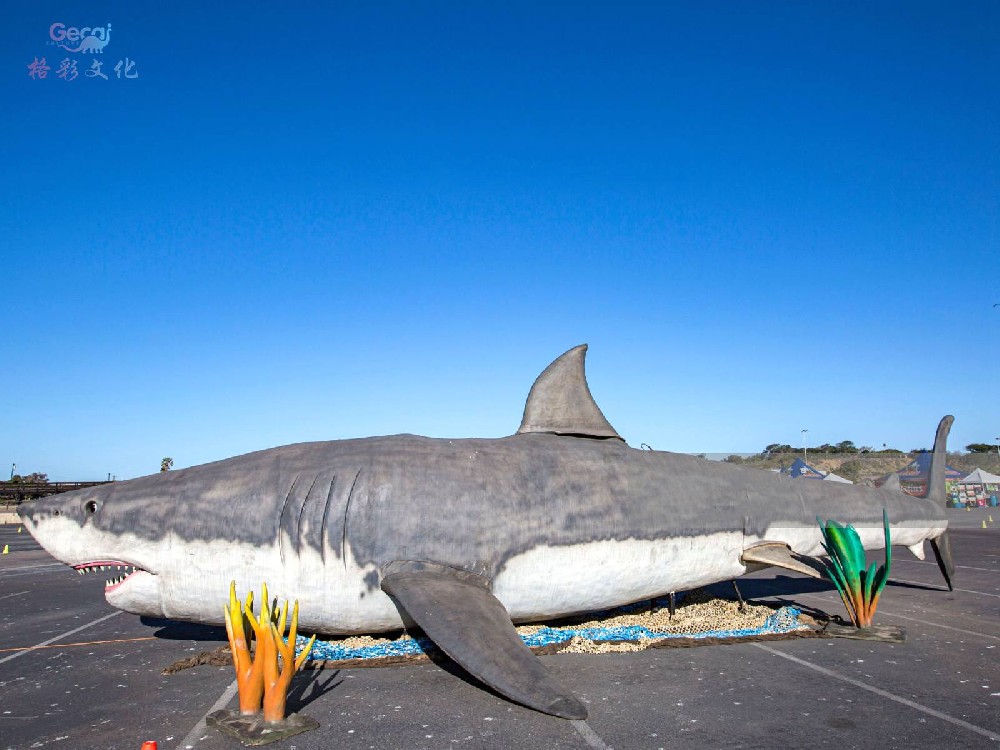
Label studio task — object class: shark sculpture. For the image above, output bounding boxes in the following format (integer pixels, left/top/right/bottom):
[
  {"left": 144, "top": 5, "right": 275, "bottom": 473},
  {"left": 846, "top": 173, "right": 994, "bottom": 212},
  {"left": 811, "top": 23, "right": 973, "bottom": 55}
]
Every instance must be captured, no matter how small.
[{"left": 19, "top": 345, "right": 955, "bottom": 720}]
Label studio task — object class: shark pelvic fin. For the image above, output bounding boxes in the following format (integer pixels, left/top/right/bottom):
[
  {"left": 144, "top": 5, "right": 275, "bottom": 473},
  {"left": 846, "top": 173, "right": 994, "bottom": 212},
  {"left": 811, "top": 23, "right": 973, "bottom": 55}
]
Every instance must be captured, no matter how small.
[
  {"left": 740, "top": 542, "right": 825, "bottom": 579},
  {"left": 517, "top": 344, "right": 622, "bottom": 440},
  {"left": 380, "top": 561, "right": 588, "bottom": 720},
  {"left": 906, "top": 541, "right": 926, "bottom": 560}
]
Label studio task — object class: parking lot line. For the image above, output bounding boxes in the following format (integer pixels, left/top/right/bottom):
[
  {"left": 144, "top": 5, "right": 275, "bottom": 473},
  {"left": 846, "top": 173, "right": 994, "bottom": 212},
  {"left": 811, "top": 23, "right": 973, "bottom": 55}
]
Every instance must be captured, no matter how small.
[
  {"left": 571, "top": 719, "right": 613, "bottom": 749},
  {"left": 176, "top": 678, "right": 238, "bottom": 750},
  {"left": 874, "top": 609, "right": 1000, "bottom": 640},
  {"left": 0, "top": 610, "right": 121, "bottom": 665},
  {"left": 0, "top": 636, "right": 155, "bottom": 654},
  {"left": 0, "top": 562, "right": 64, "bottom": 577},
  {"left": 893, "top": 558, "right": 998, "bottom": 574},
  {"left": 753, "top": 644, "right": 1000, "bottom": 742},
  {"left": 793, "top": 591, "right": 1000, "bottom": 641},
  {"left": 889, "top": 577, "right": 1000, "bottom": 599}
]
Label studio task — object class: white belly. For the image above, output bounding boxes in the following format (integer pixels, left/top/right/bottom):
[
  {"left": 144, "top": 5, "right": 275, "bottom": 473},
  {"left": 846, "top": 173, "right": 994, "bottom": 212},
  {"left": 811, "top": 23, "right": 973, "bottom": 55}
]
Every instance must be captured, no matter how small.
[{"left": 493, "top": 533, "right": 746, "bottom": 622}]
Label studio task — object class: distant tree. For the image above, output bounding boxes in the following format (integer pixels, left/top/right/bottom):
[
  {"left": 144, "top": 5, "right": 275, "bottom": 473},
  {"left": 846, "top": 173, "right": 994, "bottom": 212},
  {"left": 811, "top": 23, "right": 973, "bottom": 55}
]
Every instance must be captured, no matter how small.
[
  {"left": 859, "top": 446, "right": 874, "bottom": 454},
  {"left": 836, "top": 440, "right": 859, "bottom": 454},
  {"left": 764, "top": 443, "right": 795, "bottom": 455},
  {"left": 724, "top": 455, "right": 745, "bottom": 464},
  {"left": 966, "top": 443, "right": 995, "bottom": 453},
  {"left": 160, "top": 457, "right": 174, "bottom": 472}
]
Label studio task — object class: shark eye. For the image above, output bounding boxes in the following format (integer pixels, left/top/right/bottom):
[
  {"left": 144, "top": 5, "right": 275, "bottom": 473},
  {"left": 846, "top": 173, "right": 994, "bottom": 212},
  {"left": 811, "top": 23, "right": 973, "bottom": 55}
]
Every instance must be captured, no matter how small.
[{"left": 85, "top": 500, "right": 99, "bottom": 514}]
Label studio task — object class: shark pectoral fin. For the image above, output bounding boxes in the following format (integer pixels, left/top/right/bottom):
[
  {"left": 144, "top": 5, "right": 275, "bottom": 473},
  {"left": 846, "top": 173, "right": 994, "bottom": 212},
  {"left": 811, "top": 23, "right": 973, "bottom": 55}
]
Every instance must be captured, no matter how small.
[
  {"left": 380, "top": 561, "right": 587, "bottom": 720},
  {"left": 740, "top": 542, "right": 825, "bottom": 579}
]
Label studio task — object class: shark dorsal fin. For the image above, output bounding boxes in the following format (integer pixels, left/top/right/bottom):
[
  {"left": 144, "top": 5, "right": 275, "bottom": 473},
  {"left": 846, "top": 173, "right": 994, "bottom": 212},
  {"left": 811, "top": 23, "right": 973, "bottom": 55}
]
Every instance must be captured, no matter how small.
[
  {"left": 516, "top": 344, "right": 623, "bottom": 440},
  {"left": 882, "top": 473, "right": 902, "bottom": 492}
]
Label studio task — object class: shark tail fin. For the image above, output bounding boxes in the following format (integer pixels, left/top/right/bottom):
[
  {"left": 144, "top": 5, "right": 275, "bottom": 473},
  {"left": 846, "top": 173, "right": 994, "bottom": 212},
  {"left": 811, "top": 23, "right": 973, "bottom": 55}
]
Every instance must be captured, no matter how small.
[
  {"left": 926, "top": 415, "right": 954, "bottom": 507},
  {"left": 927, "top": 415, "right": 955, "bottom": 591}
]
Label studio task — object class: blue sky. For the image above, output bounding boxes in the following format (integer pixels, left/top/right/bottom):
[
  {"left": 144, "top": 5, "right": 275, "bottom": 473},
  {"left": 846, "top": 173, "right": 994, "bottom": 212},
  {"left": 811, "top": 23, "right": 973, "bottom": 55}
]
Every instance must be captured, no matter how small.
[{"left": 4, "top": 2, "right": 997, "bottom": 480}]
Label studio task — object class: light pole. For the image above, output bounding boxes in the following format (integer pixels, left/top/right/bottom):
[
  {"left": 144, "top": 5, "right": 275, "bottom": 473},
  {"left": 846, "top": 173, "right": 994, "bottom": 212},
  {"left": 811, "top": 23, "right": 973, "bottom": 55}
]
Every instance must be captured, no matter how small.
[
  {"left": 995, "top": 437, "right": 999, "bottom": 460},
  {"left": 9, "top": 463, "right": 14, "bottom": 480},
  {"left": 801, "top": 430, "right": 809, "bottom": 462}
]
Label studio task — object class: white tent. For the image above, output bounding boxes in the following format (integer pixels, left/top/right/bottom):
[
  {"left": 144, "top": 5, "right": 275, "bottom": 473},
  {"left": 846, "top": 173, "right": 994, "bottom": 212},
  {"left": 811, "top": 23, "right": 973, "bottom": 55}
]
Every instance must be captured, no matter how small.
[
  {"left": 822, "top": 472, "right": 853, "bottom": 484},
  {"left": 958, "top": 468, "right": 1000, "bottom": 485}
]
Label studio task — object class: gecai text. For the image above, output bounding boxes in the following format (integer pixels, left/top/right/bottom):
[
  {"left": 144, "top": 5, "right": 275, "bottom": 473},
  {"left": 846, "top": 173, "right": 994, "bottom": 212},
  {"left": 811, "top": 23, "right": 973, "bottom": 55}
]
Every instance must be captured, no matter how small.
[{"left": 50, "top": 23, "right": 110, "bottom": 43}]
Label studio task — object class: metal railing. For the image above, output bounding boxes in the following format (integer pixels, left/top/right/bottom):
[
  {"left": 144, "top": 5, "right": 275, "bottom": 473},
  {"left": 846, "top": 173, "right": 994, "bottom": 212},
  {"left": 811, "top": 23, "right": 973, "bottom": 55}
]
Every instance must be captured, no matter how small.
[{"left": 0, "top": 481, "right": 113, "bottom": 505}]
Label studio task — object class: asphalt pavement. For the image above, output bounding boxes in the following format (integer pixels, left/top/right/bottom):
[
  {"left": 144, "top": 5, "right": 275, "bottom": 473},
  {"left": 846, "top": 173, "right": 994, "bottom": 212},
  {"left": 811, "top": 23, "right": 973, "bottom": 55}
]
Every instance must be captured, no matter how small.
[{"left": 0, "top": 508, "right": 997, "bottom": 750}]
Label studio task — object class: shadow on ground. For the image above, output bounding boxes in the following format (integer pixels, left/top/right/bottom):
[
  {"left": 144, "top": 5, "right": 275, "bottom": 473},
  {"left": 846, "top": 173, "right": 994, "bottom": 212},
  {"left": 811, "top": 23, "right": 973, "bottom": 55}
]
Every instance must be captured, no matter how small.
[{"left": 141, "top": 616, "right": 228, "bottom": 642}]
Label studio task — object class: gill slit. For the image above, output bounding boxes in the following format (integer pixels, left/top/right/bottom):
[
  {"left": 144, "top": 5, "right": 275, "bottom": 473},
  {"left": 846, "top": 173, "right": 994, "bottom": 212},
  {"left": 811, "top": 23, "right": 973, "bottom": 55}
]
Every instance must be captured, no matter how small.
[
  {"left": 319, "top": 474, "right": 338, "bottom": 566},
  {"left": 277, "top": 475, "right": 300, "bottom": 565},
  {"left": 342, "top": 469, "right": 363, "bottom": 571},
  {"left": 296, "top": 473, "right": 322, "bottom": 554}
]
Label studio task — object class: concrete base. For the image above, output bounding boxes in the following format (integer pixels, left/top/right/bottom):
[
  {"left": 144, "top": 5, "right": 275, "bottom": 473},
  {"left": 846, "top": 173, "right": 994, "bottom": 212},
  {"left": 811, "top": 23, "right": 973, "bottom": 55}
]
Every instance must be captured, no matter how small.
[
  {"left": 823, "top": 622, "right": 906, "bottom": 643},
  {"left": 206, "top": 709, "right": 319, "bottom": 746}
]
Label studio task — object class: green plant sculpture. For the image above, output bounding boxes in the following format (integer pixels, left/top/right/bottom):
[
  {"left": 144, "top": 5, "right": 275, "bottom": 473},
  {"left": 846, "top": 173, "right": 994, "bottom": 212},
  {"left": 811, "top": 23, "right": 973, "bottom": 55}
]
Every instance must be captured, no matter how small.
[{"left": 816, "top": 509, "right": 891, "bottom": 628}]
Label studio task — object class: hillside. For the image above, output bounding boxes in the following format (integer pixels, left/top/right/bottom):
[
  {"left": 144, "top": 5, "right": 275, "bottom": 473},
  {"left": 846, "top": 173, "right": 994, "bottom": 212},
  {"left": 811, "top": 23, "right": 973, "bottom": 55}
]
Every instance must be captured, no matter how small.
[{"left": 728, "top": 451, "right": 1000, "bottom": 485}]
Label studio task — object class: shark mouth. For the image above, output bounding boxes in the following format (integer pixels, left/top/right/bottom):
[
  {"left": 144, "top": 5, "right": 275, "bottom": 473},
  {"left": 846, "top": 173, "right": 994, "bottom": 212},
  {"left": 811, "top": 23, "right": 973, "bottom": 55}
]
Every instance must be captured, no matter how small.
[{"left": 73, "top": 561, "right": 148, "bottom": 592}]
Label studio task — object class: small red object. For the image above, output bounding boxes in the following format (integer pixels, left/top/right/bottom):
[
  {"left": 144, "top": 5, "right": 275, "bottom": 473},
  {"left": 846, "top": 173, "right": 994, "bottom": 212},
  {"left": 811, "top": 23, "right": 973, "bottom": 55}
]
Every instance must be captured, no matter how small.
[{"left": 140, "top": 742, "right": 157, "bottom": 750}]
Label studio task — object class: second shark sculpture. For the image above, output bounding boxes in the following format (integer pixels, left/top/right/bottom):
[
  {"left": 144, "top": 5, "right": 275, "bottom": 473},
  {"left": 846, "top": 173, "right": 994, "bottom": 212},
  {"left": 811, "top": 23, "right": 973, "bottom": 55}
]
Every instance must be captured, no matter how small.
[{"left": 19, "top": 345, "right": 954, "bottom": 719}]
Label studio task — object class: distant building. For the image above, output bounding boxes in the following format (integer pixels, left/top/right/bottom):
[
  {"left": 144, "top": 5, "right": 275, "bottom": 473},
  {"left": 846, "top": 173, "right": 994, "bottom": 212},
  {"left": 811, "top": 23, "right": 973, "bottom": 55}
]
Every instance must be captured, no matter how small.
[
  {"left": 875, "top": 453, "right": 965, "bottom": 497},
  {"left": 780, "top": 458, "right": 853, "bottom": 484},
  {"left": 955, "top": 468, "right": 1000, "bottom": 507}
]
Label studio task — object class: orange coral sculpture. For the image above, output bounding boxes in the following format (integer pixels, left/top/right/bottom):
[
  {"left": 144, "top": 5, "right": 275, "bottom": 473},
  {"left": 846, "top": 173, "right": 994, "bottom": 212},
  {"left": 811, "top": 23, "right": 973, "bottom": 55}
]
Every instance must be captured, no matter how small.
[{"left": 223, "top": 581, "right": 317, "bottom": 722}]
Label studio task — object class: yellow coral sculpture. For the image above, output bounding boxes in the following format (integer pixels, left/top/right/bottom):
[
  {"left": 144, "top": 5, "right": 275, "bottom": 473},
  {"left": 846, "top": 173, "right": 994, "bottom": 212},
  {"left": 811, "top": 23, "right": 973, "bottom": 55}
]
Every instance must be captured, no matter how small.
[
  {"left": 263, "top": 598, "right": 315, "bottom": 722},
  {"left": 223, "top": 581, "right": 317, "bottom": 722},
  {"left": 223, "top": 581, "right": 264, "bottom": 715}
]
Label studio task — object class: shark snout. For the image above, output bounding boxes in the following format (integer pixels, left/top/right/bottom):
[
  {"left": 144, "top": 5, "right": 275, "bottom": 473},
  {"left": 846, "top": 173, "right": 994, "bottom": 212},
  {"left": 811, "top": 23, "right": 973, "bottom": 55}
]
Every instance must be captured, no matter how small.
[
  {"left": 18, "top": 497, "right": 64, "bottom": 528},
  {"left": 18, "top": 494, "right": 86, "bottom": 526},
  {"left": 15, "top": 501, "right": 33, "bottom": 525}
]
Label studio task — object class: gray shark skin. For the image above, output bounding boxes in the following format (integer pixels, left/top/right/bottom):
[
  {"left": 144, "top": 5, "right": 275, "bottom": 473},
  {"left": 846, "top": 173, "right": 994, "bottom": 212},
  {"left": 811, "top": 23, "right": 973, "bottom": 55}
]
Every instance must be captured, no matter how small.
[{"left": 19, "top": 345, "right": 953, "bottom": 720}]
